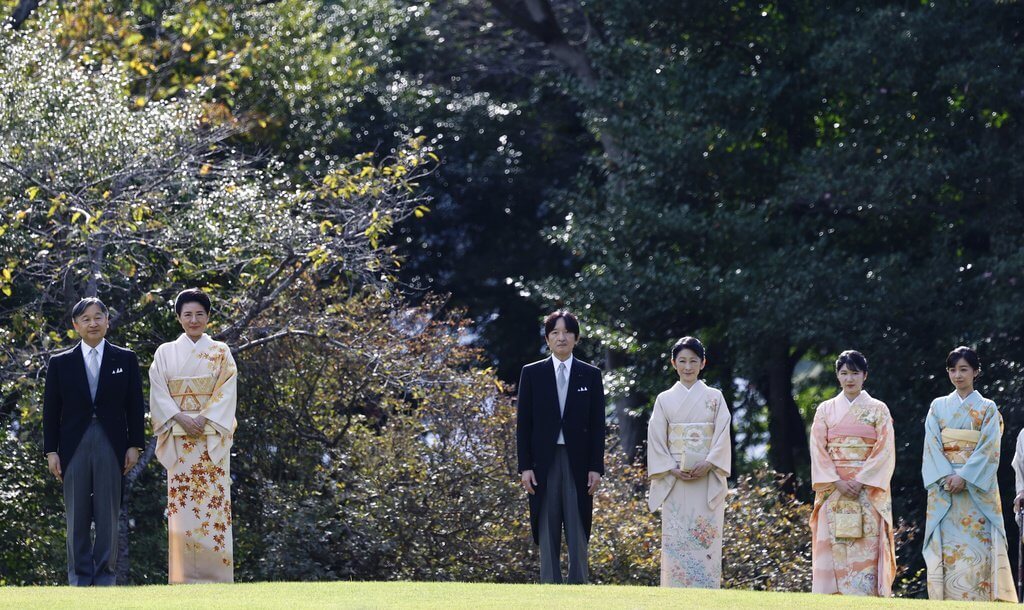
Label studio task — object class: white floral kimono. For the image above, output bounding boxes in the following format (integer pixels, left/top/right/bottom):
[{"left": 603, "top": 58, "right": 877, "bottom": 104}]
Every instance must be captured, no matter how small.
[
  {"left": 647, "top": 380, "right": 732, "bottom": 588},
  {"left": 150, "top": 333, "right": 237, "bottom": 584}
]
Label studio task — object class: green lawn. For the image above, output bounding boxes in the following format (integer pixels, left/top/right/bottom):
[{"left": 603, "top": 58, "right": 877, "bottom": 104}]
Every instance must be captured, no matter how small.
[{"left": 0, "top": 581, "right": 1008, "bottom": 608}]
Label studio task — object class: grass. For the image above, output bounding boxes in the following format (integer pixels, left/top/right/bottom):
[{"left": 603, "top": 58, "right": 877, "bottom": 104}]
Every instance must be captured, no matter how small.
[{"left": 0, "top": 581, "right": 1009, "bottom": 608}]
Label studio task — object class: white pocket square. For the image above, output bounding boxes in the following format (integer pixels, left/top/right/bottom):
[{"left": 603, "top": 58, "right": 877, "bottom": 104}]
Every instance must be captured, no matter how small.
[
  {"left": 577, "top": 386, "right": 588, "bottom": 392},
  {"left": 112, "top": 367, "right": 124, "bottom": 375}
]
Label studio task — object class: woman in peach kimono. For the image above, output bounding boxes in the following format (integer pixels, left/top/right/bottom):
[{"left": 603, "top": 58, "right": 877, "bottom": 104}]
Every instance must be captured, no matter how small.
[
  {"left": 150, "top": 288, "right": 237, "bottom": 584},
  {"left": 922, "top": 346, "right": 1015, "bottom": 602},
  {"left": 809, "top": 350, "right": 895, "bottom": 596},
  {"left": 647, "top": 336, "right": 731, "bottom": 588}
]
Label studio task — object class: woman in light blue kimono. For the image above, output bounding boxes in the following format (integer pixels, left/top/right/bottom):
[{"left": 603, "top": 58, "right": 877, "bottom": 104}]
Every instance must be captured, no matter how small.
[{"left": 922, "top": 346, "right": 1016, "bottom": 602}]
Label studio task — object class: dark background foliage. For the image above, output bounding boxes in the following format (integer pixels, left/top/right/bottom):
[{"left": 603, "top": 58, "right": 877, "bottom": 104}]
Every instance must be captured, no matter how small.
[{"left": 3, "top": 0, "right": 1024, "bottom": 594}]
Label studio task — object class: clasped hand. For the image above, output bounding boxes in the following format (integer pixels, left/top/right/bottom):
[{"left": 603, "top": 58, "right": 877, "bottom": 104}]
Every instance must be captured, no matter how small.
[
  {"left": 943, "top": 474, "right": 966, "bottom": 494},
  {"left": 173, "top": 412, "right": 208, "bottom": 436},
  {"left": 672, "top": 460, "right": 712, "bottom": 481},
  {"left": 834, "top": 480, "right": 863, "bottom": 498}
]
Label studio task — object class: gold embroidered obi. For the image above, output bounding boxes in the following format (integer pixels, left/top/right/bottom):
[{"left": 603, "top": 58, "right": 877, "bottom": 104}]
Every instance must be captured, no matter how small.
[
  {"left": 826, "top": 422, "right": 876, "bottom": 465},
  {"left": 168, "top": 376, "right": 216, "bottom": 436},
  {"left": 669, "top": 422, "right": 714, "bottom": 471},
  {"left": 941, "top": 427, "right": 980, "bottom": 464}
]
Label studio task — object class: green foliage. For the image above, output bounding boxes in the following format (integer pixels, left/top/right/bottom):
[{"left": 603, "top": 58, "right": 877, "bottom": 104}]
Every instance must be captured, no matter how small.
[
  {"left": 589, "top": 439, "right": 660, "bottom": 584},
  {"left": 229, "top": 294, "right": 533, "bottom": 582},
  {"left": 723, "top": 471, "right": 812, "bottom": 592},
  {"left": 0, "top": 409, "right": 64, "bottom": 585},
  {"left": 521, "top": 0, "right": 1024, "bottom": 538}
]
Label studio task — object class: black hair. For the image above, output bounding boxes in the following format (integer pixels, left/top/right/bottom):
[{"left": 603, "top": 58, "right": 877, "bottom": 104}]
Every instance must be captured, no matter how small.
[
  {"left": 946, "top": 346, "right": 981, "bottom": 371},
  {"left": 174, "top": 288, "right": 212, "bottom": 316},
  {"left": 543, "top": 310, "right": 580, "bottom": 338},
  {"left": 71, "top": 297, "right": 108, "bottom": 320},
  {"left": 835, "top": 350, "right": 868, "bottom": 374},
  {"left": 671, "top": 336, "right": 705, "bottom": 361}
]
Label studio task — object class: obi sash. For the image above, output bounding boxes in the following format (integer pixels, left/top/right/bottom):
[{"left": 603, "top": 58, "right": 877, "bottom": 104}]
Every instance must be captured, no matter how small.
[
  {"left": 669, "top": 422, "right": 714, "bottom": 470},
  {"left": 168, "top": 376, "right": 217, "bottom": 436},
  {"left": 941, "top": 427, "right": 980, "bottom": 465},
  {"left": 826, "top": 422, "right": 876, "bottom": 464}
]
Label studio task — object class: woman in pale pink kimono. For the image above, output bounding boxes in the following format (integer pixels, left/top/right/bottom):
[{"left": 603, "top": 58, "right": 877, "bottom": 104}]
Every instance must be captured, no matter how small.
[
  {"left": 809, "top": 350, "right": 895, "bottom": 596},
  {"left": 149, "top": 288, "right": 237, "bottom": 583},
  {"left": 647, "top": 336, "right": 731, "bottom": 588}
]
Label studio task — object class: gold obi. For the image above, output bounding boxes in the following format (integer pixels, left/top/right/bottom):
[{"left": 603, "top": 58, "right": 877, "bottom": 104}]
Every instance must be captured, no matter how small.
[
  {"left": 168, "top": 376, "right": 217, "bottom": 436},
  {"left": 669, "top": 422, "right": 713, "bottom": 471},
  {"left": 941, "top": 427, "right": 980, "bottom": 464},
  {"left": 826, "top": 438, "right": 875, "bottom": 465}
]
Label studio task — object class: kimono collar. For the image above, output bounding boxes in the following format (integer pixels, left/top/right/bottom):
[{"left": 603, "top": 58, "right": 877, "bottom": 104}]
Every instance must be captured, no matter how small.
[
  {"left": 673, "top": 379, "right": 707, "bottom": 395},
  {"left": 949, "top": 389, "right": 980, "bottom": 406},
  {"left": 837, "top": 390, "right": 871, "bottom": 407},
  {"left": 176, "top": 333, "right": 213, "bottom": 351}
]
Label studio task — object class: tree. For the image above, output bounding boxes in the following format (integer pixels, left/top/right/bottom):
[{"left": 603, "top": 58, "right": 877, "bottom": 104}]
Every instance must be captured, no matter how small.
[{"left": 0, "top": 12, "right": 435, "bottom": 581}]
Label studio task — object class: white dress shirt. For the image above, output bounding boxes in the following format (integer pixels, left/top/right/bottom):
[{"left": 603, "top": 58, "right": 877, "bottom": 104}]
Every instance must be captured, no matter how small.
[{"left": 552, "top": 354, "right": 573, "bottom": 445}]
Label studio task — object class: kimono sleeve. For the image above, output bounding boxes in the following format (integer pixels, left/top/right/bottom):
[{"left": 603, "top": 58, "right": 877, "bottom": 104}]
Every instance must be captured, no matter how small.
[
  {"left": 956, "top": 401, "right": 1001, "bottom": 493},
  {"left": 1013, "top": 429, "right": 1024, "bottom": 495},
  {"left": 921, "top": 401, "right": 954, "bottom": 489},
  {"left": 647, "top": 396, "right": 675, "bottom": 478},
  {"left": 810, "top": 403, "right": 840, "bottom": 490},
  {"left": 705, "top": 391, "right": 731, "bottom": 477},
  {"left": 853, "top": 402, "right": 895, "bottom": 491},
  {"left": 149, "top": 344, "right": 179, "bottom": 436}
]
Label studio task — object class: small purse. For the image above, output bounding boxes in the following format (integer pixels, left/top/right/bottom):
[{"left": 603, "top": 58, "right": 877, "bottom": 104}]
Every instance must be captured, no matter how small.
[
  {"left": 679, "top": 451, "right": 707, "bottom": 472},
  {"left": 833, "top": 497, "right": 863, "bottom": 539}
]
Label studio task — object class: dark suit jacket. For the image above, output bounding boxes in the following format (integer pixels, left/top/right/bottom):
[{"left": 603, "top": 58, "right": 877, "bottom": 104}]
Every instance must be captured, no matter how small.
[
  {"left": 42, "top": 341, "right": 146, "bottom": 472},
  {"left": 516, "top": 356, "right": 606, "bottom": 544}
]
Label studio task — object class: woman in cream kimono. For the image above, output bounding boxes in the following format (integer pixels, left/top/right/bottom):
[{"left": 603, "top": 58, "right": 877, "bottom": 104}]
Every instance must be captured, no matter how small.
[
  {"left": 647, "top": 336, "right": 731, "bottom": 588},
  {"left": 150, "top": 288, "right": 237, "bottom": 584},
  {"left": 922, "top": 346, "right": 1015, "bottom": 602},
  {"left": 809, "top": 350, "right": 895, "bottom": 596}
]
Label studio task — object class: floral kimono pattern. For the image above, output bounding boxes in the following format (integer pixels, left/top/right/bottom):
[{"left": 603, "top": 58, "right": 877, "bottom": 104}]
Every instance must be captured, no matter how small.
[
  {"left": 150, "top": 333, "right": 237, "bottom": 584},
  {"left": 809, "top": 392, "right": 896, "bottom": 596},
  {"left": 647, "top": 380, "right": 732, "bottom": 588},
  {"left": 922, "top": 390, "right": 1016, "bottom": 602}
]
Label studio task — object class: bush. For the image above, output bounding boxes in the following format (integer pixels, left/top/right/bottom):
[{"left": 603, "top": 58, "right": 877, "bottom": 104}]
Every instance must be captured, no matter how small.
[{"left": 723, "top": 471, "right": 812, "bottom": 591}]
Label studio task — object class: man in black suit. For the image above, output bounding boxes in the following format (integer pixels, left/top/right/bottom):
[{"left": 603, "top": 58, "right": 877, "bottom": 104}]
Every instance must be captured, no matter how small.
[
  {"left": 516, "top": 310, "right": 605, "bottom": 584},
  {"left": 43, "top": 297, "right": 145, "bottom": 586}
]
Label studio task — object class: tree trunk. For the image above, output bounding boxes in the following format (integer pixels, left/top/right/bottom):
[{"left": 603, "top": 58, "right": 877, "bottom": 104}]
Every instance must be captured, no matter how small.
[
  {"left": 7, "top": 0, "right": 39, "bottom": 30},
  {"left": 116, "top": 437, "right": 157, "bottom": 584},
  {"left": 605, "top": 348, "right": 646, "bottom": 459},
  {"left": 487, "top": 0, "right": 625, "bottom": 166},
  {"left": 763, "top": 342, "right": 809, "bottom": 483}
]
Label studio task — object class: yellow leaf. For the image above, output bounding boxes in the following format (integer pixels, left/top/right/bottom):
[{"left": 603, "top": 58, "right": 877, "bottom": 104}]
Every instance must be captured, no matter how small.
[
  {"left": 200, "top": 164, "right": 211, "bottom": 175},
  {"left": 182, "top": 42, "right": 192, "bottom": 52},
  {"left": 26, "top": 186, "right": 39, "bottom": 200},
  {"left": 135, "top": 97, "right": 147, "bottom": 107}
]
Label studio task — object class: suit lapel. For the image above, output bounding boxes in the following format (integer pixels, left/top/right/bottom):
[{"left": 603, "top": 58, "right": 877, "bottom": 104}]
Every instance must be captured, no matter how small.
[
  {"left": 94, "top": 343, "right": 117, "bottom": 404},
  {"left": 68, "top": 344, "right": 94, "bottom": 405},
  {"left": 562, "top": 363, "right": 586, "bottom": 421}
]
